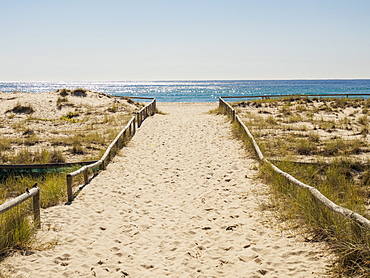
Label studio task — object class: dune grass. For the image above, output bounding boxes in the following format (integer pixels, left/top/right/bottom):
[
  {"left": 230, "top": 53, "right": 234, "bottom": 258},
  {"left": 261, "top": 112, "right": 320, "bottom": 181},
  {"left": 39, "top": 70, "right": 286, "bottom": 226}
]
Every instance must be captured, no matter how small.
[
  {"left": 1, "top": 173, "right": 67, "bottom": 208},
  {"left": 0, "top": 169, "right": 80, "bottom": 260},
  {"left": 0, "top": 201, "right": 36, "bottom": 258},
  {"left": 0, "top": 118, "right": 131, "bottom": 260},
  {"left": 226, "top": 97, "right": 370, "bottom": 276},
  {"left": 0, "top": 91, "right": 144, "bottom": 264},
  {"left": 1, "top": 148, "right": 66, "bottom": 165},
  {"left": 236, "top": 97, "right": 370, "bottom": 161},
  {"left": 0, "top": 114, "right": 131, "bottom": 165},
  {"left": 260, "top": 161, "right": 370, "bottom": 276},
  {"left": 6, "top": 103, "right": 35, "bottom": 115},
  {"left": 1, "top": 96, "right": 134, "bottom": 165}
]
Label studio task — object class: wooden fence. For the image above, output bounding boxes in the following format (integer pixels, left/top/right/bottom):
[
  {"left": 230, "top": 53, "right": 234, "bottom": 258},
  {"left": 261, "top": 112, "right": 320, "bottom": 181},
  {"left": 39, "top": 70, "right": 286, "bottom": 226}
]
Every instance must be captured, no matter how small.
[
  {"left": 66, "top": 98, "right": 156, "bottom": 202},
  {"left": 219, "top": 97, "right": 370, "bottom": 230},
  {"left": 0, "top": 97, "right": 156, "bottom": 227},
  {"left": 136, "top": 99, "right": 157, "bottom": 127},
  {"left": 0, "top": 186, "right": 41, "bottom": 228}
]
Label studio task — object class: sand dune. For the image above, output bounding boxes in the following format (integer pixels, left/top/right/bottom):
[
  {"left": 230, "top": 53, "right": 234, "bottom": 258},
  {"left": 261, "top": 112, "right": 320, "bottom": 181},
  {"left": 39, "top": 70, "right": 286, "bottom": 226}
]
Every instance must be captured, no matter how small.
[{"left": 2, "top": 103, "right": 332, "bottom": 277}]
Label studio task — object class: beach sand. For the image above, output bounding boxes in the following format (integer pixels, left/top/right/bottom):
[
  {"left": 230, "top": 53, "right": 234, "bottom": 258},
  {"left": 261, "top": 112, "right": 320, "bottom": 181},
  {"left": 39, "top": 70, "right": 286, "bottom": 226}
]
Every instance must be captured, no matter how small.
[
  {"left": 233, "top": 98, "right": 370, "bottom": 164},
  {"left": 0, "top": 90, "right": 139, "bottom": 163},
  {"left": 2, "top": 103, "right": 333, "bottom": 277}
]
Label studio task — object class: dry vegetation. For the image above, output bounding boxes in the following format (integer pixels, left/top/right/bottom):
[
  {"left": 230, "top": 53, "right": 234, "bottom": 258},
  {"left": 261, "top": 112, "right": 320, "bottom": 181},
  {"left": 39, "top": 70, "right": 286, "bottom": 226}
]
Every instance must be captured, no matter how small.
[
  {"left": 231, "top": 96, "right": 370, "bottom": 276},
  {"left": 233, "top": 97, "right": 370, "bottom": 209},
  {"left": 0, "top": 89, "right": 142, "bottom": 164},
  {"left": 234, "top": 97, "right": 370, "bottom": 162},
  {"left": 0, "top": 89, "right": 142, "bottom": 259}
]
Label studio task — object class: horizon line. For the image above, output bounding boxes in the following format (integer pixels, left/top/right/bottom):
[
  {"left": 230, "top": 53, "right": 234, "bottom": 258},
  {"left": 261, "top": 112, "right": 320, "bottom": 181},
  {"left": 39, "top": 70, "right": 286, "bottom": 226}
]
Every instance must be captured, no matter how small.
[{"left": 1, "top": 78, "right": 370, "bottom": 83}]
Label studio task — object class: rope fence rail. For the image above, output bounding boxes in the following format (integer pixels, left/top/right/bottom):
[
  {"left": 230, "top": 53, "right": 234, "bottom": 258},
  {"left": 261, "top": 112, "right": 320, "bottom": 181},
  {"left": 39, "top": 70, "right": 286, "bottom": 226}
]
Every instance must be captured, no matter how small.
[{"left": 219, "top": 96, "right": 370, "bottom": 230}]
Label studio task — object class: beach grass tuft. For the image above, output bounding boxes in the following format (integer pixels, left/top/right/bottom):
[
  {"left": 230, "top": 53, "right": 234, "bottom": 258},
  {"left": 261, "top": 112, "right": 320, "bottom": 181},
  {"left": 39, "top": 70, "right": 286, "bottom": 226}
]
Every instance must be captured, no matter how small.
[
  {"left": 107, "top": 103, "right": 119, "bottom": 113},
  {"left": 0, "top": 201, "right": 36, "bottom": 257},
  {"left": 7, "top": 103, "right": 35, "bottom": 114},
  {"left": 0, "top": 172, "right": 67, "bottom": 259},
  {"left": 39, "top": 174, "right": 67, "bottom": 208},
  {"left": 72, "top": 88, "right": 87, "bottom": 97},
  {"left": 56, "top": 96, "right": 70, "bottom": 109}
]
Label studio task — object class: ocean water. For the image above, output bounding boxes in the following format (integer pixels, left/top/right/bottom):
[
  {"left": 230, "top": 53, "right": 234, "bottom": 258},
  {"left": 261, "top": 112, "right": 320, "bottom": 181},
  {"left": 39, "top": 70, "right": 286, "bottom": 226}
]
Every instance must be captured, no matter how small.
[{"left": 1, "top": 80, "right": 370, "bottom": 102}]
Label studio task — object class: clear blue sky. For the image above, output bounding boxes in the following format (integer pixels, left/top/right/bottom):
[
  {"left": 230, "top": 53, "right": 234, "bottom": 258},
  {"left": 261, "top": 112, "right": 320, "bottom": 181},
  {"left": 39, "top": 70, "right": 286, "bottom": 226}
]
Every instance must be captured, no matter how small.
[{"left": 1, "top": 0, "right": 369, "bottom": 81}]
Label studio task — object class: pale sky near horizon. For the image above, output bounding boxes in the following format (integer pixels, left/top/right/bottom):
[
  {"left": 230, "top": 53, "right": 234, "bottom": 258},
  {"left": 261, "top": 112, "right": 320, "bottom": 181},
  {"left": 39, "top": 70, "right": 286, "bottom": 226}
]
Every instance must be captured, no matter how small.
[{"left": 1, "top": 0, "right": 369, "bottom": 81}]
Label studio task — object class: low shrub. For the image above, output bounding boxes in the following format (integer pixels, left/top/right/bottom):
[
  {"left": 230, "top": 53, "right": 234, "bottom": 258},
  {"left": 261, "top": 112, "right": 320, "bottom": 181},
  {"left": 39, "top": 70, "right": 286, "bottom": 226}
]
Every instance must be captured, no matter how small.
[
  {"left": 0, "top": 138, "right": 11, "bottom": 151},
  {"left": 296, "top": 139, "right": 317, "bottom": 155},
  {"left": 107, "top": 103, "right": 119, "bottom": 113},
  {"left": 72, "top": 88, "right": 87, "bottom": 97},
  {"left": 7, "top": 103, "right": 35, "bottom": 114},
  {"left": 58, "top": 88, "right": 69, "bottom": 97},
  {"left": 358, "top": 115, "right": 368, "bottom": 126},
  {"left": 71, "top": 140, "right": 85, "bottom": 155},
  {"left": 321, "top": 139, "right": 345, "bottom": 156},
  {"left": 60, "top": 111, "right": 80, "bottom": 122},
  {"left": 56, "top": 97, "right": 69, "bottom": 109},
  {"left": 266, "top": 115, "right": 277, "bottom": 125}
]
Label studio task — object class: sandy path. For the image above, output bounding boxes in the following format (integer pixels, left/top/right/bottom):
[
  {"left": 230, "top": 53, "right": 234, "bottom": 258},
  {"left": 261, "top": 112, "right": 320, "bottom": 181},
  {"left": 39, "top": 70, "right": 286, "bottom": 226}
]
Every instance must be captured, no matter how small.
[{"left": 3, "top": 103, "right": 332, "bottom": 277}]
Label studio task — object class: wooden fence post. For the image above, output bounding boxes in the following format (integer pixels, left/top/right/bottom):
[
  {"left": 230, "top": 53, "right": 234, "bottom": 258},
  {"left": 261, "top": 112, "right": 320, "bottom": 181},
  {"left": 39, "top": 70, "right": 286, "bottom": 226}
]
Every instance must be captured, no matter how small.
[
  {"left": 136, "top": 112, "right": 139, "bottom": 128},
  {"left": 123, "top": 129, "right": 127, "bottom": 146},
  {"left": 67, "top": 174, "right": 73, "bottom": 202},
  {"left": 32, "top": 189, "right": 41, "bottom": 228},
  {"left": 84, "top": 168, "right": 89, "bottom": 185},
  {"left": 133, "top": 117, "right": 136, "bottom": 135}
]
